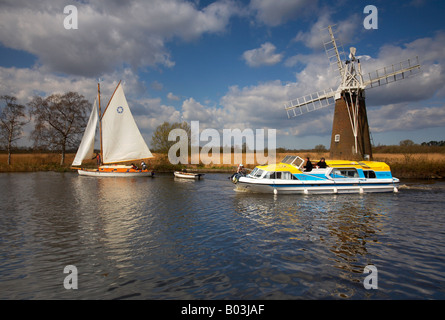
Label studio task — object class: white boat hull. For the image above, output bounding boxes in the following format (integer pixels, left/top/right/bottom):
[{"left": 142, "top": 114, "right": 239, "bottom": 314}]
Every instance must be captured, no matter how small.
[
  {"left": 78, "top": 169, "right": 154, "bottom": 177},
  {"left": 174, "top": 171, "right": 204, "bottom": 179},
  {"left": 235, "top": 177, "right": 399, "bottom": 194}
]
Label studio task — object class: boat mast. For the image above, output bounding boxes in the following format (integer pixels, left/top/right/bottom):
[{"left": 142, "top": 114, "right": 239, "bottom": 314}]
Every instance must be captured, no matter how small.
[{"left": 98, "top": 82, "right": 103, "bottom": 164}]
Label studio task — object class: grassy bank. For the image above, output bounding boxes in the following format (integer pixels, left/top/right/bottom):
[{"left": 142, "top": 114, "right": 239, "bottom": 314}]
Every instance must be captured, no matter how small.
[
  {"left": 372, "top": 153, "right": 445, "bottom": 179},
  {"left": 1, "top": 152, "right": 445, "bottom": 179}
]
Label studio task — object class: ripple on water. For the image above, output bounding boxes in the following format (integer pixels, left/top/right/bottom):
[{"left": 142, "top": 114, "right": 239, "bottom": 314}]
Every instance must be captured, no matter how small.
[{"left": 1, "top": 174, "right": 445, "bottom": 299}]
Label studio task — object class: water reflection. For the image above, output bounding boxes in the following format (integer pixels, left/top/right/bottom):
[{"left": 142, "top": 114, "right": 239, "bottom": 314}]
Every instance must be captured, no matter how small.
[
  {"left": 70, "top": 176, "right": 161, "bottom": 298},
  {"left": 231, "top": 192, "right": 398, "bottom": 298}
]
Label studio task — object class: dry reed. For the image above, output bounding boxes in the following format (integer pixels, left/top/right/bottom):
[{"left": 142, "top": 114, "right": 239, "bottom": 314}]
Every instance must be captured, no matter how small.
[{"left": 1, "top": 152, "right": 445, "bottom": 178}]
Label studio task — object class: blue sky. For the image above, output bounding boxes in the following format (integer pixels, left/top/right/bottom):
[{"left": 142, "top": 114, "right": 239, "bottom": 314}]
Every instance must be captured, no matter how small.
[{"left": 0, "top": 0, "right": 444, "bottom": 150}]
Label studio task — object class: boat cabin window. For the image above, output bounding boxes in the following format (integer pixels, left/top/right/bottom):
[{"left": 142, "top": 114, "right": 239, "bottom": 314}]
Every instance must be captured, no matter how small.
[
  {"left": 264, "top": 171, "right": 297, "bottom": 180},
  {"left": 264, "top": 171, "right": 276, "bottom": 179},
  {"left": 281, "top": 171, "right": 298, "bottom": 180},
  {"left": 363, "top": 170, "right": 376, "bottom": 178},
  {"left": 330, "top": 168, "right": 359, "bottom": 178}
]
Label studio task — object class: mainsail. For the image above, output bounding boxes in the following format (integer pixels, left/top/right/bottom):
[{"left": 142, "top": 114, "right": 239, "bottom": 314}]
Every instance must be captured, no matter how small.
[
  {"left": 101, "top": 82, "right": 153, "bottom": 164},
  {"left": 72, "top": 100, "right": 98, "bottom": 166}
]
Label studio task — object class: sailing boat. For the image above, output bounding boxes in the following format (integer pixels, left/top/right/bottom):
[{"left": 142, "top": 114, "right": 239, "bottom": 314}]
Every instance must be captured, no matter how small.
[{"left": 72, "top": 81, "right": 154, "bottom": 177}]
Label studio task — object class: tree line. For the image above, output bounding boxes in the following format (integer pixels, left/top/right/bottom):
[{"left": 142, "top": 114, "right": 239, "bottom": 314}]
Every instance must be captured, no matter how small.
[
  {"left": 2, "top": 92, "right": 444, "bottom": 165},
  {"left": 0, "top": 93, "right": 91, "bottom": 165}
]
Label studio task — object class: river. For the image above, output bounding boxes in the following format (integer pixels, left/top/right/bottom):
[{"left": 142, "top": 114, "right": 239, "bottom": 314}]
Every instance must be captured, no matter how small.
[{"left": 0, "top": 172, "right": 444, "bottom": 300}]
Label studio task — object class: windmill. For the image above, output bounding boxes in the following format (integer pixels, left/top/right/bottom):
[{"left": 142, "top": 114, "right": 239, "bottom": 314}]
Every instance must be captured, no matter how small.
[{"left": 285, "top": 25, "right": 421, "bottom": 160}]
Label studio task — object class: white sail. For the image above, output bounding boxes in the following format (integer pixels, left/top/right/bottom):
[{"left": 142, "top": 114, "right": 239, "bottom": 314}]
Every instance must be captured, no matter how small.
[
  {"left": 101, "top": 83, "right": 153, "bottom": 164},
  {"left": 72, "top": 100, "right": 98, "bottom": 166}
]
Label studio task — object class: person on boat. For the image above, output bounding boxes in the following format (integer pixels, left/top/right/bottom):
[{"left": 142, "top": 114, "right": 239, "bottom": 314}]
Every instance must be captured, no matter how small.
[
  {"left": 92, "top": 153, "right": 101, "bottom": 166},
  {"left": 237, "top": 164, "right": 246, "bottom": 175},
  {"left": 304, "top": 157, "right": 313, "bottom": 172},
  {"left": 316, "top": 157, "right": 327, "bottom": 168},
  {"left": 141, "top": 161, "right": 147, "bottom": 170},
  {"left": 131, "top": 163, "right": 138, "bottom": 170}
]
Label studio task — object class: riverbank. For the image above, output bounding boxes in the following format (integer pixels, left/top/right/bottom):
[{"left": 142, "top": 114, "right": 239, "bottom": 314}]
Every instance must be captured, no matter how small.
[{"left": 1, "top": 152, "right": 445, "bottom": 179}]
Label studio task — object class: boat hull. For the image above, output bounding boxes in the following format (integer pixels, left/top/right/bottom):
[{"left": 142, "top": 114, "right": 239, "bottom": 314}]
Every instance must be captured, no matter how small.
[
  {"left": 235, "top": 177, "right": 399, "bottom": 194},
  {"left": 78, "top": 168, "right": 154, "bottom": 177},
  {"left": 174, "top": 171, "right": 204, "bottom": 179}
]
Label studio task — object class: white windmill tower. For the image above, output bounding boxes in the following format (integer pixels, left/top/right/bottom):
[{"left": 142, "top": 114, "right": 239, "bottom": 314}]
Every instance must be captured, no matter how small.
[{"left": 285, "top": 25, "right": 421, "bottom": 160}]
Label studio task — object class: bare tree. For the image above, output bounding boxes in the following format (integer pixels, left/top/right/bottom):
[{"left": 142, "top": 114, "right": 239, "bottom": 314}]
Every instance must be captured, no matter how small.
[
  {"left": 314, "top": 144, "right": 327, "bottom": 154},
  {"left": 0, "top": 95, "right": 28, "bottom": 165},
  {"left": 151, "top": 121, "right": 191, "bottom": 154},
  {"left": 29, "top": 92, "right": 91, "bottom": 165}
]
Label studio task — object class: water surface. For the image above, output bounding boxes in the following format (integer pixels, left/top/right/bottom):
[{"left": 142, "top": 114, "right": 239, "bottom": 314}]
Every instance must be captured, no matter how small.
[{"left": 0, "top": 172, "right": 444, "bottom": 299}]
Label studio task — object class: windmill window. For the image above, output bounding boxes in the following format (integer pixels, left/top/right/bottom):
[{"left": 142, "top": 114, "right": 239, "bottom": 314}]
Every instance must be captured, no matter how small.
[{"left": 334, "top": 134, "right": 340, "bottom": 142}]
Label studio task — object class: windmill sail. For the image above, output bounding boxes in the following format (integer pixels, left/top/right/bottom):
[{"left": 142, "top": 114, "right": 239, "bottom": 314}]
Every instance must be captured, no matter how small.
[
  {"left": 322, "top": 25, "right": 346, "bottom": 78},
  {"left": 72, "top": 100, "right": 98, "bottom": 166},
  {"left": 364, "top": 56, "right": 421, "bottom": 88},
  {"left": 285, "top": 88, "right": 336, "bottom": 118},
  {"left": 101, "top": 82, "right": 153, "bottom": 164}
]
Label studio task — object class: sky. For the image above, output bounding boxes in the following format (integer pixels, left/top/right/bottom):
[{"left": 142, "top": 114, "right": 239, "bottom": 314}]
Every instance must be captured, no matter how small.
[{"left": 0, "top": 0, "right": 444, "bottom": 151}]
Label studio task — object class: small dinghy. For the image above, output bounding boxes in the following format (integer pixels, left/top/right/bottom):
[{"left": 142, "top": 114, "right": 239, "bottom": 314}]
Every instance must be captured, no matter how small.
[{"left": 174, "top": 171, "right": 205, "bottom": 179}]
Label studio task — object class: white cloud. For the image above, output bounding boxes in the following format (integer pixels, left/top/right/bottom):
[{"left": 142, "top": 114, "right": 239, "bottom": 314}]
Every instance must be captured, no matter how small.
[
  {"left": 370, "top": 103, "right": 445, "bottom": 133},
  {"left": 131, "top": 97, "right": 181, "bottom": 137},
  {"left": 179, "top": 80, "right": 295, "bottom": 137},
  {"left": 242, "top": 42, "right": 283, "bottom": 67},
  {"left": 293, "top": 12, "right": 360, "bottom": 50},
  {"left": 0, "top": 0, "right": 239, "bottom": 77},
  {"left": 0, "top": 66, "right": 95, "bottom": 102},
  {"left": 167, "top": 92, "right": 180, "bottom": 101}
]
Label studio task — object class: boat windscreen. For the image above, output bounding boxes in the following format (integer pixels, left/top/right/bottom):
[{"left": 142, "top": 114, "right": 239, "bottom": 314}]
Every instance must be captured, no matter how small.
[
  {"left": 281, "top": 155, "right": 304, "bottom": 168},
  {"left": 281, "top": 156, "right": 297, "bottom": 164}
]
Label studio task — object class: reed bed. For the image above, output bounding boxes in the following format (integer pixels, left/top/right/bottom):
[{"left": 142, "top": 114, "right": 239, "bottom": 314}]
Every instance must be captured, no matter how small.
[
  {"left": 1, "top": 152, "right": 445, "bottom": 178},
  {"left": 373, "top": 153, "right": 445, "bottom": 179},
  {"left": 0, "top": 153, "right": 75, "bottom": 172}
]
